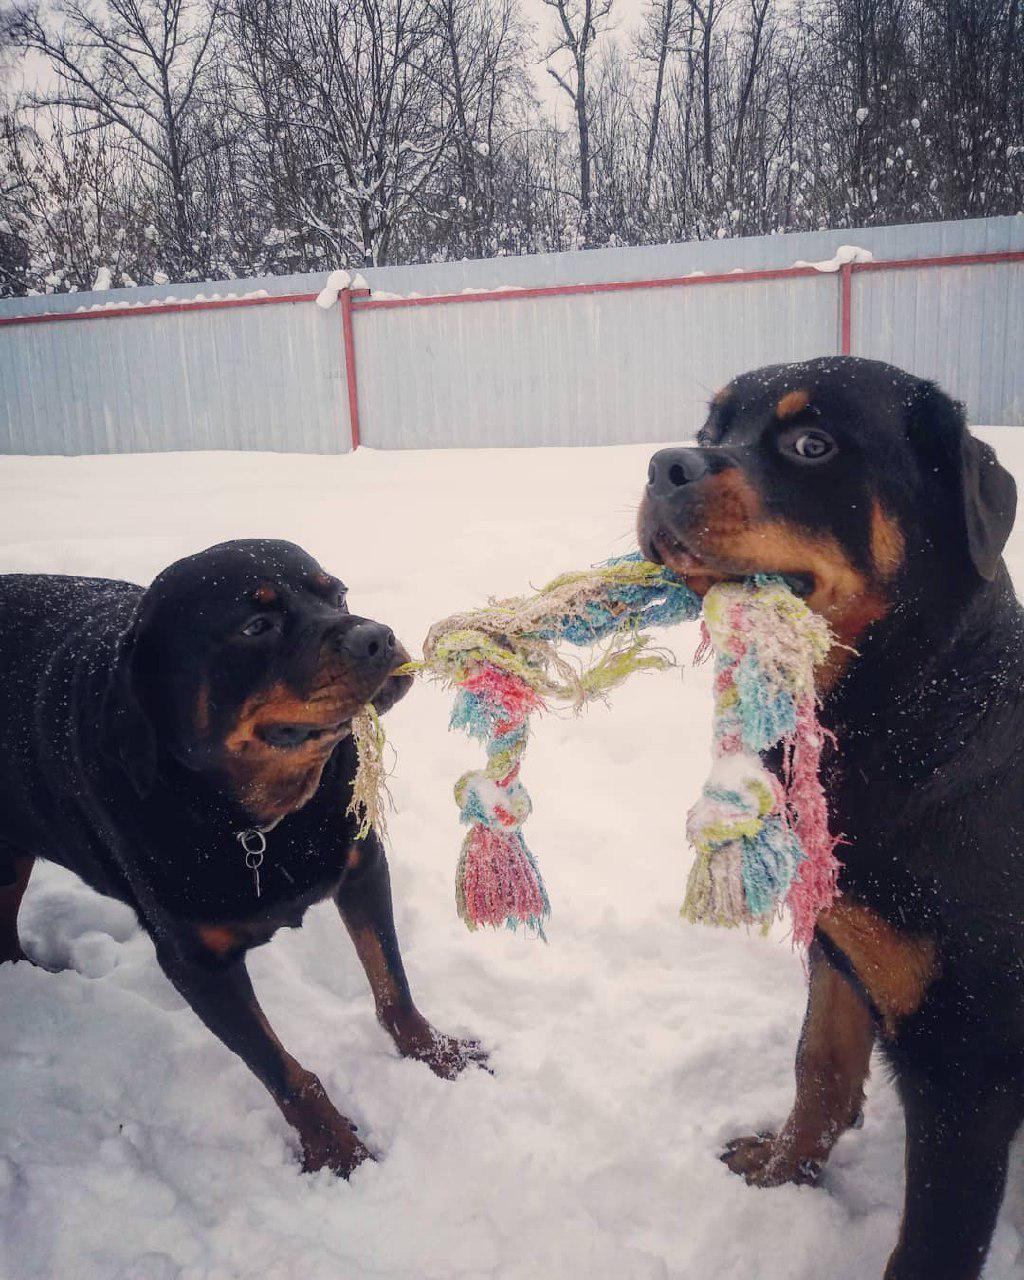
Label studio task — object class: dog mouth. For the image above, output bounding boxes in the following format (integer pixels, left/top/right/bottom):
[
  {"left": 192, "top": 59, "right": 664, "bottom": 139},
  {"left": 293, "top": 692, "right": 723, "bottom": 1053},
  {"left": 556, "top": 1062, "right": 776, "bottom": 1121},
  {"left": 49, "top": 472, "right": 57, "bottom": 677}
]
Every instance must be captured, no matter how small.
[
  {"left": 256, "top": 649, "right": 411, "bottom": 752},
  {"left": 646, "top": 526, "right": 815, "bottom": 599},
  {"left": 258, "top": 718, "right": 352, "bottom": 751}
]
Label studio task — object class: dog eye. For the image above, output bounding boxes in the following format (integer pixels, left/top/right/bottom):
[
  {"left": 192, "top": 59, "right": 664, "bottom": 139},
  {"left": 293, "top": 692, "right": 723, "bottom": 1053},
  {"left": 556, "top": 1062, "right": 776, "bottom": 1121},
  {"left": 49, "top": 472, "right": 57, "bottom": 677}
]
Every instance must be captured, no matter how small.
[
  {"left": 788, "top": 430, "right": 836, "bottom": 463},
  {"left": 240, "top": 615, "right": 277, "bottom": 638}
]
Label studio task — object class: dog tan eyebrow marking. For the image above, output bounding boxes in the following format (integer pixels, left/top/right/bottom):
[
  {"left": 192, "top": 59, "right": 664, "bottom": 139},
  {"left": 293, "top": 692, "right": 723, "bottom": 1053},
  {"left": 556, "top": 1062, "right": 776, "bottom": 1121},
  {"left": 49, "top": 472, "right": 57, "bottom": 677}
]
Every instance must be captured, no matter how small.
[
  {"left": 253, "top": 584, "right": 278, "bottom": 605},
  {"left": 870, "top": 500, "right": 905, "bottom": 579},
  {"left": 775, "top": 389, "right": 811, "bottom": 419},
  {"left": 711, "top": 385, "right": 732, "bottom": 407}
]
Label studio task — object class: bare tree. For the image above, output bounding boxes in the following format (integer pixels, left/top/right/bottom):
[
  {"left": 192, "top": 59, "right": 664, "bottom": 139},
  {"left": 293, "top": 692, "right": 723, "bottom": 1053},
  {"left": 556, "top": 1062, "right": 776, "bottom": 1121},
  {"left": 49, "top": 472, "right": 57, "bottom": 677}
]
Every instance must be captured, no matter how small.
[
  {"left": 721, "top": 0, "right": 773, "bottom": 206},
  {"left": 2, "top": 0, "right": 1022, "bottom": 294},
  {"left": 227, "top": 0, "right": 450, "bottom": 266},
  {"left": 9, "top": 0, "right": 223, "bottom": 275},
  {"left": 424, "top": 0, "right": 530, "bottom": 257},
  {"left": 0, "top": 103, "right": 153, "bottom": 292},
  {"left": 635, "top": 0, "right": 686, "bottom": 206},
  {"left": 542, "top": 0, "right": 615, "bottom": 246}
]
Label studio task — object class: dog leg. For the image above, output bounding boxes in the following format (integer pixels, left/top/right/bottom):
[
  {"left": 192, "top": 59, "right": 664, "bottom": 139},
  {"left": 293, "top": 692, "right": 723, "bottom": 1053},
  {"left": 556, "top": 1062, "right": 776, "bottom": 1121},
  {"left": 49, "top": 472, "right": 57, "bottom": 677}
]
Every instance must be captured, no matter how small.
[
  {"left": 0, "top": 854, "right": 35, "bottom": 964},
  {"left": 156, "top": 943, "right": 372, "bottom": 1176},
  {"left": 722, "top": 939, "right": 874, "bottom": 1185},
  {"left": 883, "top": 1073, "right": 1022, "bottom": 1280},
  {"left": 335, "top": 833, "right": 489, "bottom": 1079}
]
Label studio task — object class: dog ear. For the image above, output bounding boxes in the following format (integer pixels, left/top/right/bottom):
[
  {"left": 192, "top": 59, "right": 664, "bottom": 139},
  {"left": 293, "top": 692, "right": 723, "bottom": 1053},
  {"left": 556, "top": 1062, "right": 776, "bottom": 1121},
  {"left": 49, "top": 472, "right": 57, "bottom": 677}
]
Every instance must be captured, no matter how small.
[
  {"left": 960, "top": 433, "right": 1017, "bottom": 581},
  {"left": 909, "top": 382, "right": 1016, "bottom": 581},
  {"left": 100, "top": 620, "right": 158, "bottom": 798}
]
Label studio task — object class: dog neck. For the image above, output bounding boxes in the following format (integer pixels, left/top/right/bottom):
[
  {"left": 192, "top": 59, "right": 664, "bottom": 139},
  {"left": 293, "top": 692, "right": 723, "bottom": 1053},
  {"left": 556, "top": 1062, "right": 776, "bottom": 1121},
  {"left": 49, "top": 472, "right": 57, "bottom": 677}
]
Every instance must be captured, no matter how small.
[
  {"left": 821, "top": 562, "right": 1024, "bottom": 785},
  {"left": 152, "top": 743, "right": 343, "bottom": 836}
]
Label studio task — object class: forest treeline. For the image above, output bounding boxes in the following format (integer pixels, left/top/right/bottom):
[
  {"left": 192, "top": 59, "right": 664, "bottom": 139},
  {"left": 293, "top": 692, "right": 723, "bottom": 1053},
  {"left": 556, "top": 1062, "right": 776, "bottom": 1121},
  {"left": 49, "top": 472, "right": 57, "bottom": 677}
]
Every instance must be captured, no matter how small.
[{"left": 0, "top": 0, "right": 1021, "bottom": 295}]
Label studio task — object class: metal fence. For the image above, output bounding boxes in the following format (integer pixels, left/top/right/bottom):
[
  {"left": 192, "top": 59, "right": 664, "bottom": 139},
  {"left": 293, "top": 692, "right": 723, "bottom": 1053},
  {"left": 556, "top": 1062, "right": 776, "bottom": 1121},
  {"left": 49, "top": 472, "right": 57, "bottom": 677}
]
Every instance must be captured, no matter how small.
[{"left": 2, "top": 215, "right": 1022, "bottom": 454}]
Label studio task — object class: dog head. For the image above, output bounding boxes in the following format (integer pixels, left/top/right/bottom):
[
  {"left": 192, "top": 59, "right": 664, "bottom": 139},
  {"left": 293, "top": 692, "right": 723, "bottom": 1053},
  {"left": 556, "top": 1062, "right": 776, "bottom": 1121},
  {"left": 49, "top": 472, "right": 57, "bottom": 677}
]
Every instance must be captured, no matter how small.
[
  {"left": 638, "top": 357, "right": 1016, "bottom": 674},
  {"left": 101, "top": 539, "right": 412, "bottom": 821}
]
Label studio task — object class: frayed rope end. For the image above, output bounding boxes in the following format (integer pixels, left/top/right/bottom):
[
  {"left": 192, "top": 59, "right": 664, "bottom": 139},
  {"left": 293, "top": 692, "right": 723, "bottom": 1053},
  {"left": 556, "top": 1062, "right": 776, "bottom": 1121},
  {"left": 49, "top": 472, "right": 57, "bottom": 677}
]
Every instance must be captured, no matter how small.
[{"left": 456, "top": 824, "right": 550, "bottom": 939}]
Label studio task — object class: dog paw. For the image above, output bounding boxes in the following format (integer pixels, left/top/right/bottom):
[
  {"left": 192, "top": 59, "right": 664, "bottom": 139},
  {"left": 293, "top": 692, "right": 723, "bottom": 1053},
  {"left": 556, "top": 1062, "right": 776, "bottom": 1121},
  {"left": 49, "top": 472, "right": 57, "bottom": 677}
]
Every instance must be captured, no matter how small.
[
  {"left": 720, "top": 1132, "right": 822, "bottom": 1187},
  {"left": 300, "top": 1124, "right": 375, "bottom": 1179},
  {"left": 392, "top": 1017, "right": 491, "bottom": 1080},
  {"left": 425, "top": 1030, "right": 491, "bottom": 1080},
  {"left": 280, "top": 1070, "right": 375, "bottom": 1179}
]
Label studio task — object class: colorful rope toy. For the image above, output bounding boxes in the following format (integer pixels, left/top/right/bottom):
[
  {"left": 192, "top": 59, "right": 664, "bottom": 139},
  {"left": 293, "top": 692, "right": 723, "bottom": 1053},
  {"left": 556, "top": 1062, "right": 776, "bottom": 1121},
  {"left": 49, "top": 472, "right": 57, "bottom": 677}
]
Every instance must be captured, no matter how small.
[
  {"left": 682, "top": 577, "right": 841, "bottom": 947},
  {"left": 399, "top": 553, "right": 842, "bottom": 942}
]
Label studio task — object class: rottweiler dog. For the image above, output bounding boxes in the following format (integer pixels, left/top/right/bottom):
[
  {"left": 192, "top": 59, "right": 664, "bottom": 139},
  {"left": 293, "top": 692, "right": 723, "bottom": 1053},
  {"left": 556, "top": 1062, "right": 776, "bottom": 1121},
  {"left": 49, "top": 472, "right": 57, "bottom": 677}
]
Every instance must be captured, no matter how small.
[
  {"left": 0, "top": 539, "right": 486, "bottom": 1176},
  {"left": 638, "top": 357, "right": 1022, "bottom": 1280}
]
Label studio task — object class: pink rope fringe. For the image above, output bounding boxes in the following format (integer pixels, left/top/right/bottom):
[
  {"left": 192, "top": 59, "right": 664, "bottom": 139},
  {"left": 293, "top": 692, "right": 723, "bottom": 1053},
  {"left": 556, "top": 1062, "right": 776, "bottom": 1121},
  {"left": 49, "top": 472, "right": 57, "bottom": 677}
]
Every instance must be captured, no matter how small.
[
  {"left": 458, "top": 826, "right": 548, "bottom": 930},
  {"left": 785, "top": 696, "right": 842, "bottom": 946}
]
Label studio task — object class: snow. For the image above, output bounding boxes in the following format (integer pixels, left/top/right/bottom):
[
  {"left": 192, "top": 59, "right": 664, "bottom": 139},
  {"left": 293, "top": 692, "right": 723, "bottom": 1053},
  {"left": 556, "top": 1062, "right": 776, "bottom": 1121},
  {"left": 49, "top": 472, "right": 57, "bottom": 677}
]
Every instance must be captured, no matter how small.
[
  {"left": 68, "top": 289, "right": 270, "bottom": 315},
  {"left": 315, "top": 269, "right": 352, "bottom": 309},
  {"left": 263, "top": 228, "right": 299, "bottom": 248},
  {"left": 359, "top": 283, "right": 526, "bottom": 303},
  {"left": 0, "top": 439, "right": 1022, "bottom": 1280},
  {"left": 92, "top": 266, "right": 113, "bottom": 292},
  {"left": 792, "top": 244, "right": 874, "bottom": 273},
  {"left": 458, "top": 284, "right": 524, "bottom": 295}
]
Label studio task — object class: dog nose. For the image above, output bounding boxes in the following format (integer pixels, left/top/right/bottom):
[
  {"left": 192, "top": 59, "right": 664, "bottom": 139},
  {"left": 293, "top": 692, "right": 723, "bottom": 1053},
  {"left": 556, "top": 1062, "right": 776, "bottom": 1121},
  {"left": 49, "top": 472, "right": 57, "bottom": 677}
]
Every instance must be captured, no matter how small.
[
  {"left": 334, "top": 620, "right": 395, "bottom": 664},
  {"left": 647, "top": 447, "right": 711, "bottom": 497}
]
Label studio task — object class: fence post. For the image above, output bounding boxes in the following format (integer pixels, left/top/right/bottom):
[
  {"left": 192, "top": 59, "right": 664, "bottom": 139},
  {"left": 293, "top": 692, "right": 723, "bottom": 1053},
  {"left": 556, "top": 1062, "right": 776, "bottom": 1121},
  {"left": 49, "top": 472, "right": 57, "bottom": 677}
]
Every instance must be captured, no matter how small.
[
  {"left": 839, "top": 263, "right": 853, "bottom": 355},
  {"left": 340, "top": 287, "right": 362, "bottom": 450}
]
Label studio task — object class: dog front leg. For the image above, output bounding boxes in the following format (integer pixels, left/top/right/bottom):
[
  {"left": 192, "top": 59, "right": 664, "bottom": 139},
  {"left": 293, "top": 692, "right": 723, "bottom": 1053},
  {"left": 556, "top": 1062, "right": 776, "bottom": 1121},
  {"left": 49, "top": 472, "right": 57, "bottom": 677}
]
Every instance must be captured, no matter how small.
[
  {"left": 156, "top": 942, "right": 372, "bottom": 1176},
  {"left": 883, "top": 1072, "right": 1021, "bottom": 1280},
  {"left": 722, "top": 938, "right": 875, "bottom": 1185},
  {"left": 335, "top": 832, "right": 489, "bottom": 1079},
  {"left": 0, "top": 853, "right": 35, "bottom": 964}
]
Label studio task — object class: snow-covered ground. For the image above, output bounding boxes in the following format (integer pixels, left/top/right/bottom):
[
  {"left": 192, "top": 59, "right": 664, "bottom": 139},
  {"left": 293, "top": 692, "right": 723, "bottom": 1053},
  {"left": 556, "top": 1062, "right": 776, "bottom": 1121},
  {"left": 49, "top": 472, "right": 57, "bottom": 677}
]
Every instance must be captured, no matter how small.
[{"left": 0, "top": 437, "right": 1022, "bottom": 1280}]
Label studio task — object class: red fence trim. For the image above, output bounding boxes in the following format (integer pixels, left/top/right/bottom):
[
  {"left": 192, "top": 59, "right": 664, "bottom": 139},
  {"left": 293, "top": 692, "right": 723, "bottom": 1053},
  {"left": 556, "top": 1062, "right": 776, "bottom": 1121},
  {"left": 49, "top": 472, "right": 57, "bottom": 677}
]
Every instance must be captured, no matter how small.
[
  {"left": 849, "top": 250, "right": 1024, "bottom": 275},
  {"left": 350, "top": 264, "right": 824, "bottom": 313},
  {"left": 0, "top": 287, "right": 371, "bottom": 328},
  {"left": 339, "top": 288, "right": 361, "bottom": 451},
  {"left": 1, "top": 250, "right": 1021, "bottom": 450},
  {"left": 349, "top": 249, "right": 1024, "bottom": 316},
  {"left": 0, "top": 250, "right": 1017, "bottom": 331},
  {"left": 839, "top": 263, "right": 853, "bottom": 356}
]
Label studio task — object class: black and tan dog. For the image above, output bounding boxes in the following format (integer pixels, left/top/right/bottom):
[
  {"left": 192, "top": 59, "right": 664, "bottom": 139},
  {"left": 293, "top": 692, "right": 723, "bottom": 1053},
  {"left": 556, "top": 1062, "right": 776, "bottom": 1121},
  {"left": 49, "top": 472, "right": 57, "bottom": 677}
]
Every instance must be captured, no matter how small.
[
  {"left": 639, "top": 357, "right": 1022, "bottom": 1280},
  {"left": 0, "top": 539, "right": 485, "bottom": 1176}
]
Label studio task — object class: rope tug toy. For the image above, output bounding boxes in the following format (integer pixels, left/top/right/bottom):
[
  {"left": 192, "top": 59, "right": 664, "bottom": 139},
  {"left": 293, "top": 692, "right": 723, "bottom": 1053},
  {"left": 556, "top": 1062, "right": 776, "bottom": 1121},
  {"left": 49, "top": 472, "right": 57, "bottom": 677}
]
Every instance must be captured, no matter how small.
[
  {"left": 398, "top": 553, "right": 842, "bottom": 944},
  {"left": 683, "top": 577, "right": 841, "bottom": 946}
]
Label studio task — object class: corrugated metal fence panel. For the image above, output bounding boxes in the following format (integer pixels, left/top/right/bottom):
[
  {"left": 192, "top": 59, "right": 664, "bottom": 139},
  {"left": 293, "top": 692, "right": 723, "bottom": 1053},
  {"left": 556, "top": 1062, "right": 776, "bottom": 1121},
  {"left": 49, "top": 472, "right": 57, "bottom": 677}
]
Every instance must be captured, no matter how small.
[
  {"left": 852, "top": 260, "right": 1024, "bottom": 426},
  {"left": 0, "top": 299, "right": 349, "bottom": 454},
  {"left": 1, "top": 215, "right": 1022, "bottom": 453},
  {"left": 356, "top": 276, "right": 838, "bottom": 448},
  {"left": 2, "top": 214, "right": 1019, "bottom": 318}
]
